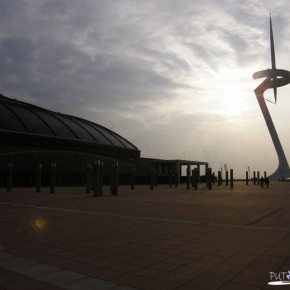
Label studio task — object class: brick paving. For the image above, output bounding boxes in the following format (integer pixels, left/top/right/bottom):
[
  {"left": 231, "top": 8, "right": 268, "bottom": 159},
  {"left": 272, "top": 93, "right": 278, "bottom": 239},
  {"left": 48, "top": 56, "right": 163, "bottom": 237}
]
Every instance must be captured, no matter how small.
[{"left": 1, "top": 182, "right": 290, "bottom": 289}]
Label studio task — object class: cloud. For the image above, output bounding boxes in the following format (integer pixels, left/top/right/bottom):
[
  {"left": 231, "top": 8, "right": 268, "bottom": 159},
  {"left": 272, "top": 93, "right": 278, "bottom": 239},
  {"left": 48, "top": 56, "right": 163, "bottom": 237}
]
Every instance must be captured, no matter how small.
[{"left": 1, "top": 0, "right": 290, "bottom": 177}]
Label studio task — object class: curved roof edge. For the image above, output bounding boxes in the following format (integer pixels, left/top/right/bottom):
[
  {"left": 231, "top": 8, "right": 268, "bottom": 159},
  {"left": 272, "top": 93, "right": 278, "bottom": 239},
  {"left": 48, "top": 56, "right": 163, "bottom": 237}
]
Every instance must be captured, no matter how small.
[{"left": 0, "top": 93, "right": 138, "bottom": 151}]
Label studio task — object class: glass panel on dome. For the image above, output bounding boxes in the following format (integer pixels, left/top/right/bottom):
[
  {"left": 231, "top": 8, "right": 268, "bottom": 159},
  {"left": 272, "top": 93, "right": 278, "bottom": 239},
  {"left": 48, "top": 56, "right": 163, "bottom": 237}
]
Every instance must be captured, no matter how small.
[
  {"left": 0, "top": 103, "right": 27, "bottom": 132},
  {"left": 57, "top": 115, "right": 96, "bottom": 142},
  {"left": 6, "top": 104, "right": 53, "bottom": 135},
  {"left": 36, "top": 110, "right": 76, "bottom": 139}
]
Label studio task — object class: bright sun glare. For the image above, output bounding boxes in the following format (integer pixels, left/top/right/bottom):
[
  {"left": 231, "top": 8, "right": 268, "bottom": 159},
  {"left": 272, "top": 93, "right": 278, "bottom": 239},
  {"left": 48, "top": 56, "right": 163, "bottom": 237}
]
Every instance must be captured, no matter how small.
[{"left": 216, "top": 68, "right": 250, "bottom": 117}]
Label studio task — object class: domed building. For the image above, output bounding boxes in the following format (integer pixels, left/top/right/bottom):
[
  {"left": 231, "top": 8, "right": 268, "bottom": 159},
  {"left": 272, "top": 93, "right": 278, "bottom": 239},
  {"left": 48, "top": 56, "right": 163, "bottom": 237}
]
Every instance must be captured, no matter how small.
[
  {"left": 0, "top": 93, "right": 143, "bottom": 186},
  {"left": 0, "top": 93, "right": 140, "bottom": 158},
  {"left": 0, "top": 93, "right": 207, "bottom": 188}
]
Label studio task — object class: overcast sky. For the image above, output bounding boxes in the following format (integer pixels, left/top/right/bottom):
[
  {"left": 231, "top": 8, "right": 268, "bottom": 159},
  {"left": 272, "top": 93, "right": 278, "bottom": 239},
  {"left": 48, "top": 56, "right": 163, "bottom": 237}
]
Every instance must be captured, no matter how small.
[{"left": 1, "top": 0, "right": 290, "bottom": 178}]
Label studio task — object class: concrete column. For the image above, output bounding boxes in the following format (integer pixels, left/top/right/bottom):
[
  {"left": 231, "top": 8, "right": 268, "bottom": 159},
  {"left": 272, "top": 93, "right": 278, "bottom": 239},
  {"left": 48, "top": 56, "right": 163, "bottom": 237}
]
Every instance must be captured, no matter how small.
[
  {"left": 7, "top": 163, "right": 13, "bottom": 192},
  {"left": 218, "top": 171, "right": 222, "bottom": 186},
  {"left": 110, "top": 162, "right": 113, "bottom": 193},
  {"left": 197, "top": 164, "right": 200, "bottom": 182},
  {"left": 130, "top": 167, "right": 135, "bottom": 190},
  {"left": 193, "top": 168, "right": 198, "bottom": 190},
  {"left": 50, "top": 162, "right": 56, "bottom": 194},
  {"left": 93, "top": 160, "right": 103, "bottom": 196},
  {"left": 225, "top": 171, "right": 229, "bottom": 186},
  {"left": 169, "top": 170, "right": 173, "bottom": 187},
  {"left": 36, "top": 163, "right": 42, "bottom": 192},
  {"left": 186, "top": 164, "right": 190, "bottom": 190},
  {"left": 91, "top": 167, "right": 94, "bottom": 191},
  {"left": 212, "top": 172, "right": 215, "bottom": 185},
  {"left": 174, "top": 165, "right": 178, "bottom": 187},
  {"left": 110, "top": 161, "right": 118, "bottom": 195},
  {"left": 191, "top": 169, "right": 194, "bottom": 188},
  {"left": 86, "top": 163, "right": 91, "bottom": 193},
  {"left": 206, "top": 168, "right": 212, "bottom": 190},
  {"left": 150, "top": 167, "right": 154, "bottom": 190},
  {"left": 175, "top": 161, "right": 180, "bottom": 187},
  {"left": 115, "top": 162, "right": 118, "bottom": 195},
  {"left": 230, "top": 169, "right": 233, "bottom": 188},
  {"left": 154, "top": 166, "right": 158, "bottom": 188},
  {"left": 99, "top": 160, "right": 103, "bottom": 196},
  {"left": 94, "top": 160, "right": 100, "bottom": 197}
]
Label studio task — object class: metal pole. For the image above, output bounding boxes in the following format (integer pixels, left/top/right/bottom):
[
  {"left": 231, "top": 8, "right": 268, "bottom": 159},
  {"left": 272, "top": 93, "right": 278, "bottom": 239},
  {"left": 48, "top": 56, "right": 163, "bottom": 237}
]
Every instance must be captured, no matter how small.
[
  {"left": 186, "top": 166, "right": 190, "bottom": 190},
  {"left": 230, "top": 169, "right": 233, "bottom": 188},
  {"left": 225, "top": 171, "right": 229, "bottom": 186},
  {"left": 94, "top": 160, "right": 100, "bottom": 197},
  {"left": 131, "top": 167, "right": 135, "bottom": 190},
  {"left": 86, "top": 163, "right": 91, "bottom": 193},
  {"left": 207, "top": 168, "right": 212, "bottom": 190},
  {"left": 50, "top": 163, "right": 56, "bottom": 194},
  {"left": 7, "top": 163, "right": 13, "bottom": 192},
  {"left": 150, "top": 167, "right": 154, "bottom": 190},
  {"left": 36, "top": 163, "right": 42, "bottom": 192}
]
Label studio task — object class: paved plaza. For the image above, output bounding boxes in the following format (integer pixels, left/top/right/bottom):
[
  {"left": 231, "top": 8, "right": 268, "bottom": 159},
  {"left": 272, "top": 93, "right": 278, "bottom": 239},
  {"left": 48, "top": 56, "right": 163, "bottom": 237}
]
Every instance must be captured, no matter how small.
[{"left": 1, "top": 181, "right": 290, "bottom": 289}]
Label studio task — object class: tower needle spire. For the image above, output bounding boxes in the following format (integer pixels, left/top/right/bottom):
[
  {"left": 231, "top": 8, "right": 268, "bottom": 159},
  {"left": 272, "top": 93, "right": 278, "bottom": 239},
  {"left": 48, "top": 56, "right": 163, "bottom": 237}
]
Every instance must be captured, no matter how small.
[{"left": 270, "top": 13, "right": 277, "bottom": 104}]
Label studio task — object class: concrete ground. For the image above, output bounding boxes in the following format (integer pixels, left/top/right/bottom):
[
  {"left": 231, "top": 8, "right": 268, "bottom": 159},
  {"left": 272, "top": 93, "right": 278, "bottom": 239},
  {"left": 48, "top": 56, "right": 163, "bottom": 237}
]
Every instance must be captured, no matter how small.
[{"left": 1, "top": 181, "right": 290, "bottom": 289}]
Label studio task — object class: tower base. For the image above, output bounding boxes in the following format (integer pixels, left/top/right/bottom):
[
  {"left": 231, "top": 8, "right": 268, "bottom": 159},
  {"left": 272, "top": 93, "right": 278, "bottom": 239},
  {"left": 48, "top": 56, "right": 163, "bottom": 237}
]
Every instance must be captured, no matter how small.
[{"left": 269, "top": 166, "right": 290, "bottom": 181}]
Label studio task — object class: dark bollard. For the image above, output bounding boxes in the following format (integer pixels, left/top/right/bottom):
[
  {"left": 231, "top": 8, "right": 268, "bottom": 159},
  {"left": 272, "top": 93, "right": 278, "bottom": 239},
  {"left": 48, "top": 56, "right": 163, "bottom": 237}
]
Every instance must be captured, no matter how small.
[
  {"left": 225, "top": 171, "right": 229, "bottom": 186},
  {"left": 36, "top": 163, "right": 42, "bottom": 192},
  {"left": 91, "top": 166, "right": 94, "bottom": 191},
  {"left": 218, "top": 171, "right": 222, "bottom": 186},
  {"left": 169, "top": 170, "right": 173, "bottom": 187},
  {"left": 99, "top": 160, "right": 103, "bottom": 196},
  {"left": 195, "top": 168, "right": 199, "bottom": 190},
  {"left": 212, "top": 173, "right": 216, "bottom": 185},
  {"left": 130, "top": 167, "right": 135, "bottom": 190},
  {"left": 7, "top": 163, "right": 13, "bottom": 192},
  {"left": 94, "top": 160, "right": 101, "bottom": 197},
  {"left": 150, "top": 167, "right": 154, "bottom": 190},
  {"left": 50, "top": 163, "right": 56, "bottom": 194},
  {"left": 175, "top": 171, "right": 178, "bottom": 187},
  {"left": 86, "top": 163, "right": 92, "bottom": 193},
  {"left": 253, "top": 171, "right": 256, "bottom": 185},
  {"left": 186, "top": 167, "right": 190, "bottom": 190},
  {"left": 230, "top": 169, "right": 233, "bottom": 188},
  {"left": 111, "top": 161, "right": 118, "bottom": 195},
  {"left": 191, "top": 169, "right": 194, "bottom": 188},
  {"left": 114, "top": 162, "right": 119, "bottom": 195},
  {"left": 246, "top": 171, "right": 249, "bottom": 185},
  {"left": 207, "top": 168, "right": 212, "bottom": 190},
  {"left": 154, "top": 167, "right": 158, "bottom": 188},
  {"left": 192, "top": 168, "right": 198, "bottom": 190}
]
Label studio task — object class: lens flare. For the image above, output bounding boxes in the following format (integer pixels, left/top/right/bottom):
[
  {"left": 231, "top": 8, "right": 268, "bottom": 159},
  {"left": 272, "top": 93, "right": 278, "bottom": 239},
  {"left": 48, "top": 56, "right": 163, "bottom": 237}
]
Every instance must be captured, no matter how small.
[{"left": 30, "top": 218, "right": 48, "bottom": 233}]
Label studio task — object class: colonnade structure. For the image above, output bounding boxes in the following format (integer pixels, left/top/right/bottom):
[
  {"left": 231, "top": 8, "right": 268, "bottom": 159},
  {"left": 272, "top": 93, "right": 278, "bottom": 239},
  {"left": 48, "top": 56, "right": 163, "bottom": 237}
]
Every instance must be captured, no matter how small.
[
  {"left": 2, "top": 155, "right": 209, "bottom": 192},
  {"left": 153, "top": 159, "right": 208, "bottom": 184},
  {"left": 253, "top": 15, "right": 290, "bottom": 180}
]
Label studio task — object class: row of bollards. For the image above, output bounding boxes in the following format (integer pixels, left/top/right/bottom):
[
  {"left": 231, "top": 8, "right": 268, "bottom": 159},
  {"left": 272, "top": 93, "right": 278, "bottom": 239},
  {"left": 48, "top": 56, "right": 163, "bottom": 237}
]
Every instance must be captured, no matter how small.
[
  {"left": 245, "top": 170, "right": 267, "bottom": 185},
  {"left": 4, "top": 162, "right": 235, "bottom": 194},
  {"left": 6, "top": 162, "right": 56, "bottom": 194},
  {"left": 206, "top": 168, "right": 234, "bottom": 190}
]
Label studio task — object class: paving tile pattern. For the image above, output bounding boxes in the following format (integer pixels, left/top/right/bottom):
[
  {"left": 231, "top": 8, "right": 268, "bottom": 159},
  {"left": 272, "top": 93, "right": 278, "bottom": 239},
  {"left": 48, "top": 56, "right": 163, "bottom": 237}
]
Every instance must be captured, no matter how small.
[{"left": 1, "top": 182, "right": 290, "bottom": 289}]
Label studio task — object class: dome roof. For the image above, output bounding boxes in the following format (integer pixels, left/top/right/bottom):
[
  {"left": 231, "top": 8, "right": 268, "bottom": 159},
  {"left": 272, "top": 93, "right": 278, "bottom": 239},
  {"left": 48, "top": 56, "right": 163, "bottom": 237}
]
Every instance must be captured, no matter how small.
[{"left": 0, "top": 94, "right": 137, "bottom": 151}]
